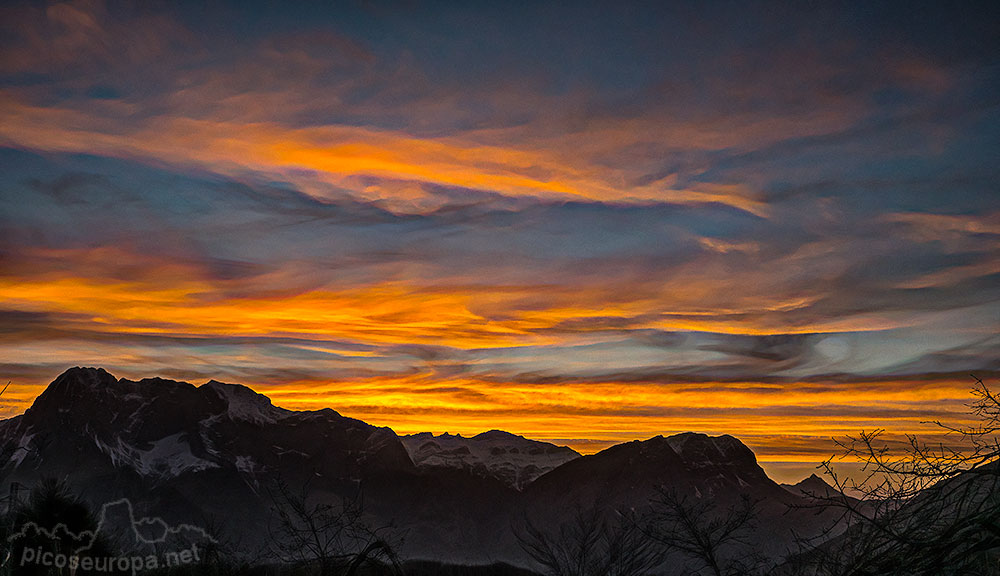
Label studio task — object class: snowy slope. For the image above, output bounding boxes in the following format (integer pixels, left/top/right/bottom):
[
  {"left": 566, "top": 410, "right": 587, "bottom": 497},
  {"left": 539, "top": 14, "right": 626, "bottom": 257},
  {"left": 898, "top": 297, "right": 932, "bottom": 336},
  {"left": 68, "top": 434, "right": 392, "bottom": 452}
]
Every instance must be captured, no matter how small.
[
  {"left": 0, "top": 367, "right": 410, "bottom": 485},
  {"left": 401, "top": 430, "right": 580, "bottom": 489}
]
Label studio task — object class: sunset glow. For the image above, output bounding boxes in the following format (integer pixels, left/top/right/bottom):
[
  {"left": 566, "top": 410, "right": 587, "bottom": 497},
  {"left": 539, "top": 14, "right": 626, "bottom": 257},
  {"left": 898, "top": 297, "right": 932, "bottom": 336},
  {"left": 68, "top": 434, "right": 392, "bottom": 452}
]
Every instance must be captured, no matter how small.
[{"left": 1, "top": 0, "right": 997, "bottom": 482}]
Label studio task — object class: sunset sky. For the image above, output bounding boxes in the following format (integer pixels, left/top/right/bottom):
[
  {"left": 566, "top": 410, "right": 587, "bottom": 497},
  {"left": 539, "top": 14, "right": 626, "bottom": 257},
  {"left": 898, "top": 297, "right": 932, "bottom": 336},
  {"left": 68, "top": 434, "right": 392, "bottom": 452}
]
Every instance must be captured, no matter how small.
[{"left": 1, "top": 1, "right": 997, "bottom": 481}]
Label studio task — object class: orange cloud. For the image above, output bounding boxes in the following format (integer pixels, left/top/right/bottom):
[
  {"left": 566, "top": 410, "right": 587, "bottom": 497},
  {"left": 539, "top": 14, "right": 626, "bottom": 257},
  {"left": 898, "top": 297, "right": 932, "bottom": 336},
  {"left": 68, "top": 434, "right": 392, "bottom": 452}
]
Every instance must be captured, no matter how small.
[
  {"left": 0, "top": 0, "right": 995, "bottom": 491},
  {"left": 261, "top": 374, "right": 981, "bottom": 466},
  {"left": 0, "top": 242, "right": 987, "bottom": 467},
  {"left": 0, "top": 95, "right": 772, "bottom": 214},
  {"left": 0, "top": 243, "right": 912, "bottom": 354}
]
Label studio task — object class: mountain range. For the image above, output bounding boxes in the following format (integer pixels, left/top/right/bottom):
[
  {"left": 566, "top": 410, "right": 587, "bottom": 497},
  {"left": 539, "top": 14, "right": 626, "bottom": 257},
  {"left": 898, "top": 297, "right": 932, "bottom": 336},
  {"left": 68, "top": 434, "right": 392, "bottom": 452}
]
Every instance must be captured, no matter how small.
[
  {"left": 401, "top": 430, "right": 580, "bottom": 490},
  {"left": 0, "top": 367, "right": 849, "bottom": 570}
]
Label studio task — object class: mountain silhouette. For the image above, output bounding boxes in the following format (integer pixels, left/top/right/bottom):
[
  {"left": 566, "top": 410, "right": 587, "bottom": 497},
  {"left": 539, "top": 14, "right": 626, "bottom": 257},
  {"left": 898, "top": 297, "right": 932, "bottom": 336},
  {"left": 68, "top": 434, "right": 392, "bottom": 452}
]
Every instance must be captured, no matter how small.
[{"left": 0, "top": 367, "right": 848, "bottom": 567}]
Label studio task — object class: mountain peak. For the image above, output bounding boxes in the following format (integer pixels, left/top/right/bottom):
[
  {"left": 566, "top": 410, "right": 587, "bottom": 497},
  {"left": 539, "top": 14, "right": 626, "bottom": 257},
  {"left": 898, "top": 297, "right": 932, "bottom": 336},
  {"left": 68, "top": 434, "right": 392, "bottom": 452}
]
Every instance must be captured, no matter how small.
[
  {"left": 62, "top": 365, "right": 113, "bottom": 379},
  {"left": 52, "top": 366, "right": 118, "bottom": 390},
  {"left": 200, "top": 380, "right": 289, "bottom": 424},
  {"left": 27, "top": 366, "right": 123, "bottom": 414},
  {"left": 25, "top": 368, "right": 294, "bottom": 428},
  {"left": 582, "top": 433, "right": 771, "bottom": 491},
  {"left": 664, "top": 432, "right": 756, "bottom": 465},
  {"left": 401, "top": 430, "right": 580, "bottom": 489},
  {"left": 472, "top": 429, "right": 521, "bottom": 441},
  {"left": 782, "top": 473, "right": 841, "bottom": 498},
  {"left": 801, "top": 473, "right": 825, "bottom": 484}
]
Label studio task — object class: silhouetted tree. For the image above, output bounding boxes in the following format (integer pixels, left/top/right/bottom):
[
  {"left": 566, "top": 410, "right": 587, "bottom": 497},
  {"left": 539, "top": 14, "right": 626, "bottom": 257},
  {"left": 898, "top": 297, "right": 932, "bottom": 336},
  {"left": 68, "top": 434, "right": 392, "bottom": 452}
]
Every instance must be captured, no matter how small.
[
  {"left": 267, "top": 477, "right": 402, "bottom": 576},
  {"left": 645, "top": 490, "right": 764, "bottom": 576},
  {"left": 3, "top": 478, "right": 122, "bottom": 575},
  {"left": 515, "top": 503, "right": 663, "bottom": 576},
  {"left": 795, "top": 376, "right": 1000, "bottom": 576}
]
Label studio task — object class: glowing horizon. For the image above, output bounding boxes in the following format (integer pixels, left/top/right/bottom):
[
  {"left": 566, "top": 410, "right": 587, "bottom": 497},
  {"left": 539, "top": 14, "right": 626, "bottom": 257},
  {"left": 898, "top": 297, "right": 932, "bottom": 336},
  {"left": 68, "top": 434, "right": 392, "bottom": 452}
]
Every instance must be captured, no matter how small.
[{"left": 1, "top": 2, "right": 997, "bottom": 484}]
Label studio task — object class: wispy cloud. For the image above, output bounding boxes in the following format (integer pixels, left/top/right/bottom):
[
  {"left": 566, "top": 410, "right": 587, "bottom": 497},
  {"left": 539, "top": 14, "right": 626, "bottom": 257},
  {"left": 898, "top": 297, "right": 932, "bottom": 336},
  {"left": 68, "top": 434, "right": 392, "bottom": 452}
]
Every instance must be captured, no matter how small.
[{"left": 1, "top": 0, "right": 998, "bottom": 464}]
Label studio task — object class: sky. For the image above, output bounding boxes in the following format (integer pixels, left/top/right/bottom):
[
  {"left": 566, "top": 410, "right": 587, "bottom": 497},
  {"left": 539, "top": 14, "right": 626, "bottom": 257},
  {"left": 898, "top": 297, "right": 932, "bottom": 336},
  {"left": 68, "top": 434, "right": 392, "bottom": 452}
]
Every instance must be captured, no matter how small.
[{"left": 0, "top": 0, "right": 998, "bottom": 481}]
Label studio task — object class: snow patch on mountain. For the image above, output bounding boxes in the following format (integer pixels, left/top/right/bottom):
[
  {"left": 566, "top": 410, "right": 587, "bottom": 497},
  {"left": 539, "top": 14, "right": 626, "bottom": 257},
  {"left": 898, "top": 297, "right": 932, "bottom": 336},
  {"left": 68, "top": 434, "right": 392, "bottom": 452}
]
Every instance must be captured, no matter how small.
[
  {"left": 201, "top": 380, "right": 290, "bottom": 424},
  {"left": 93, "top": 436, "right": 135, "bottom": 469},
  {"left": 91, "top": 433, "right": 218, "bottom": 478},
  {"left": 401, "top": 430, "right": 580, "bottom": 490},
  {"left": 235, "top": 455, "right": 257, "bottom": 474},
  {"left": 136, "top": 433, "right": 219, "bottom": 477},
  {"left": 8, "top": 432, "right": 35, "bottom": 468},
  {"left": 665, "top": 432, "right": 751, "bottom": 468}
]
